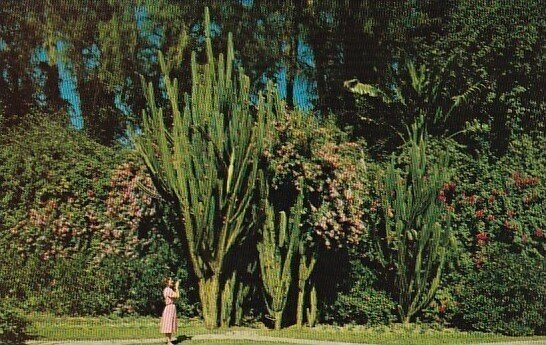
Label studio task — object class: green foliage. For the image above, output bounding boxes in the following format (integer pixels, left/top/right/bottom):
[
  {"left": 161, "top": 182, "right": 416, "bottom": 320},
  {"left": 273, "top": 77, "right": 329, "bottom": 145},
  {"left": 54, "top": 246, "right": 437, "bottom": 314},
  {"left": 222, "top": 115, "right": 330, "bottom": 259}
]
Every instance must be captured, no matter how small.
[
  {"left": 1, "top": 0, "right": 545, "bottom": 333},
  {"left": 418, "top": 133, "right": 546, "bottom": 326},
  {"left": 0, "top": 115, "right": 160, "bottom": 261},
  {"left": 0, "top": 114, "right": 194, "bottom": 317},
  {"left": 454, "top": 247, "right": 546, "bottom": 335},
  {"left": 0, "top": 299, "right": 29, "bottom": 345},
  {"left": 447, "top": 133, "right": 546, "bottom": 259},
  {"left": 373, "top": 119, "right": 455, "bottom": 323},
  {"left": 41, "top": 253, "right": 123, "bottom": 316},
  {"left": 420, "top": 0, "right": 546, "bottom": 153},
  {"left": 0, "top": 114, "right": 119, "bottom": 257},
  {"left": 344, "top": 61, "right": 481, "bottom": 151},
  {"left": 323, "top": 260, "right": 396, "bottom": 326},
  {"left": 0, "top": 240, "right": 194, "bottom": 318}
]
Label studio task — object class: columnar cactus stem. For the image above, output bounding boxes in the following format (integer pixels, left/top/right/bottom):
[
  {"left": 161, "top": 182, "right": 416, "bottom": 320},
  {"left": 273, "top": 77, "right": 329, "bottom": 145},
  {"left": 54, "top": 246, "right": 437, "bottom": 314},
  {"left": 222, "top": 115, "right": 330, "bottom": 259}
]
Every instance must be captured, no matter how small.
[
  {"left": 296, "top": 242, "right": 317, "bottom": 327},
  {"left": 306, "top": 283, "right": 318, "bottom": 327},
  {"left": 132, "top": 7, "right": 280, "bottom": 329},
  {"left": 375, "top": 117, "right": 455, "bottom": 324},
  {"left": 257, "top": 180, "right": 304, "bottom": 330}
]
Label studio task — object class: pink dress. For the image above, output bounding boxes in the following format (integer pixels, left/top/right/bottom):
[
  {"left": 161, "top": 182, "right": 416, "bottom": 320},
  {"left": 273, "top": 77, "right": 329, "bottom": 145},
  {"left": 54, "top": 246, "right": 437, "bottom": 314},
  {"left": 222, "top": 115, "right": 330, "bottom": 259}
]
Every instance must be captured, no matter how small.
[{"left": 160, "top": 287, "right": 178, "bottom": 334}]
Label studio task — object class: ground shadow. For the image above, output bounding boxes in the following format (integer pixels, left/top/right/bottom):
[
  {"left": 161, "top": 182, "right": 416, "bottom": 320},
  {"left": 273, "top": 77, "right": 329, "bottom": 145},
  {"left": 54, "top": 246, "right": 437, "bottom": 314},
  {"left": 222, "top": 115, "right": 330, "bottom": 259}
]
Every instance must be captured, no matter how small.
[{"left": 174, "top": 334, "right": 193, "bottom": 343}]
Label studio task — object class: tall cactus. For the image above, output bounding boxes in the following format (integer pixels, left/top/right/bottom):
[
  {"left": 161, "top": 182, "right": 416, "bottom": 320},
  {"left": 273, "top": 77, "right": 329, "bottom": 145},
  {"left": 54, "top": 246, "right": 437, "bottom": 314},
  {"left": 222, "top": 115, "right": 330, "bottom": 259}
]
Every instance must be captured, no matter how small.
[
  {"left": 296, "top": 242, "right": 318, "bottom": 327},
  {"left": 132, "top": 8, "right": 280, "bottom": 329},
  {"left": 221, "top": 247, "right": 257, "bottom": 326},
  {"left": 375, "top": 117, "right": 455, "bottom": 324},
  {"left": 257, "top": 180, "right": 304, "bottom": 330},
  {"left": 233, "top": 259, "right": 257, "bottom": 326}
]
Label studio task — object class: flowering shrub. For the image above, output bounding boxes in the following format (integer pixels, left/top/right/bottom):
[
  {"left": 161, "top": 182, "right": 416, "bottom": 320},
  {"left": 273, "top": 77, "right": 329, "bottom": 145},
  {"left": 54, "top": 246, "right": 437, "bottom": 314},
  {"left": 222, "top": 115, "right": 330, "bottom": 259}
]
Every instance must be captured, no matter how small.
[
  {"left": 0, "top": 117, "right": 194, "bottom": 316},
  {"left": 1, "top": 115, "right": 160, "bottom": 263},
  {"left": 448, "top": 134, "right": 546, "bottom": 262},
  {"left": 1, "top": 116, "right": 118, "bottom": 259},
  {"left": 265, "top": 112, "right": 370, "bottom": 249},
  {"left": 420, "top": 134, "right": 546, "bottom": 325},
  {"left": 7, "top": 161, "right": 159, "bottom": 262}
]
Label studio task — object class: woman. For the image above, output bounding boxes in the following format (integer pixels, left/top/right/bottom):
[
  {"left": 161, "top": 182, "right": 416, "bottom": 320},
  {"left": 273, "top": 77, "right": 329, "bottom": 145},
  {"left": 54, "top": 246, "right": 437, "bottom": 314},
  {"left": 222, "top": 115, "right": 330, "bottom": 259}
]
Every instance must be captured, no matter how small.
[{"left": 160, "top": 277, "right": 180, "bottom": 345}]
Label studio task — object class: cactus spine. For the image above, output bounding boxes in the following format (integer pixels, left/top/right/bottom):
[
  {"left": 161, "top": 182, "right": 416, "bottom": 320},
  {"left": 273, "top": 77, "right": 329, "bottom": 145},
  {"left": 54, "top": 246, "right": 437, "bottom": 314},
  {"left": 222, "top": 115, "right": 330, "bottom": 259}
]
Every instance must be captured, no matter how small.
[
  {"left": 132, "top": 8, "right": 279, "bottom": 329},
  {"left": 257, "top": 180, "right": 304, "bottom": 330},
  {"left": 376, "top": 118, "right": 455, "bottom": 324}
]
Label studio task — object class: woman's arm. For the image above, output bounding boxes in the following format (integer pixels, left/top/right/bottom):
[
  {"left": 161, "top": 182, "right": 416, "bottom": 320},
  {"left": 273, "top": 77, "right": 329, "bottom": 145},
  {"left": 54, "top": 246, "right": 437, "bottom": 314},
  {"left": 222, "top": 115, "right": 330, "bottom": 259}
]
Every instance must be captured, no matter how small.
[{"left": 173, "top": 281, "right": 180, "bottom": 298}]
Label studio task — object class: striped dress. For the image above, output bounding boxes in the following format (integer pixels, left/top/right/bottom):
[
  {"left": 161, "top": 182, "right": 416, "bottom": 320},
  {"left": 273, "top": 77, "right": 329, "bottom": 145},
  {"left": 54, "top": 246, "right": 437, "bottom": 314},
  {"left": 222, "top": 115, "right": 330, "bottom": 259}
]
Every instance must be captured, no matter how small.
[{"left": 160, "top": 287, "right": 178, "bottom": 334}]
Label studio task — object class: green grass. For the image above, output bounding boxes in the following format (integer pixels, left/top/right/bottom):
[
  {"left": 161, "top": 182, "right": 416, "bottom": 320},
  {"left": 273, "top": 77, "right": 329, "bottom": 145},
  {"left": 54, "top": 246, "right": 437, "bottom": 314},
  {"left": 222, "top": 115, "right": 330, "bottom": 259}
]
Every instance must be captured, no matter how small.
[
  {"left": 29, "top": 313, "right": 209, "bottom": 341},
  {"left": 28, "top": 313, "right": 546, "bottom": 344},
  {"left": 257, "top": 325, "right": 546, "bottom": 345}
]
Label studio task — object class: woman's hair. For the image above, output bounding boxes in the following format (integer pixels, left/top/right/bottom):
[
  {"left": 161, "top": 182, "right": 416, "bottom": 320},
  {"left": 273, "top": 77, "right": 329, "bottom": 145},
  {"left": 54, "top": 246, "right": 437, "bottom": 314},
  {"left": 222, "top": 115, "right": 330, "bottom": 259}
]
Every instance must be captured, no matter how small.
[{"left": 163, "top": 277, "right": 172, "bottom": 286}]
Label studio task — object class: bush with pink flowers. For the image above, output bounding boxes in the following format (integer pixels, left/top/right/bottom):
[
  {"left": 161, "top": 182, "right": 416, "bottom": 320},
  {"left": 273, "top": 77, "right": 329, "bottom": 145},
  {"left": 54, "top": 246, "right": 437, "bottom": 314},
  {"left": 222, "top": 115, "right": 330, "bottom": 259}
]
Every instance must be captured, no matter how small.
[{"left": 0, "top": 116, "right": 195, "bottom": 316}]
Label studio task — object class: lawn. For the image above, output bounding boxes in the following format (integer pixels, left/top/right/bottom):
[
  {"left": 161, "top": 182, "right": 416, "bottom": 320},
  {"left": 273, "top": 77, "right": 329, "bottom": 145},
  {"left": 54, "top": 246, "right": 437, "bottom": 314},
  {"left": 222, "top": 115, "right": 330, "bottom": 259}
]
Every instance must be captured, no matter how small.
[
  {"left": 256, "top": 326, "right": 546, "bottom": 344},
  {"left": 29, "top": 314, "right": 209, "bottom": 341},
  {"left": 28, "top": 313, "right": 546, "bottom": 345}
]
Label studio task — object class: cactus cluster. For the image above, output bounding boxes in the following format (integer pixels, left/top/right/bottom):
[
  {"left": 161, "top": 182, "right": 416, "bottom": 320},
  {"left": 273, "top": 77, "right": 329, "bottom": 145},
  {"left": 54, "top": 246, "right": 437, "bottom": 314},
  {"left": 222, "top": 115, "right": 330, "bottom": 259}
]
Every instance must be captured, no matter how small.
[
  {"left": 132, "top": 7, "right": 280, "bottom": 329},
  {"left": 376, "top": 117, "right": 455, "bottom": 323},
  {"left": 257, "top": 179, "right": 305, "bottom": 329},
  {"left": 296, "top": 242, "right": 318, "bottom": 327}
]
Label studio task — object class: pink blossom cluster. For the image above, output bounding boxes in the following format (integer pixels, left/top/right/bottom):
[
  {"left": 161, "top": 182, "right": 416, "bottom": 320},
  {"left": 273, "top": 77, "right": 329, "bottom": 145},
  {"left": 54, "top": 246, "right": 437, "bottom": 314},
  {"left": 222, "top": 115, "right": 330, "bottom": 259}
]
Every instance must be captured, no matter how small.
[
  {"left": 9, "top": 161, "right": 159, "bottom": 262},
  {"left": 268, "top": 115, "right": 367, "bottom": 249}
]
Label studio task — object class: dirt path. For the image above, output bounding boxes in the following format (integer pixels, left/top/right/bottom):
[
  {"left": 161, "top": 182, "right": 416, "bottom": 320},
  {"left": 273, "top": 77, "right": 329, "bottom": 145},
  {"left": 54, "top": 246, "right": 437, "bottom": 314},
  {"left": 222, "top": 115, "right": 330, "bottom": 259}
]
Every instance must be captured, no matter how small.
[{"left": 27, "top": 333, "right": 546, "bottom": 345}]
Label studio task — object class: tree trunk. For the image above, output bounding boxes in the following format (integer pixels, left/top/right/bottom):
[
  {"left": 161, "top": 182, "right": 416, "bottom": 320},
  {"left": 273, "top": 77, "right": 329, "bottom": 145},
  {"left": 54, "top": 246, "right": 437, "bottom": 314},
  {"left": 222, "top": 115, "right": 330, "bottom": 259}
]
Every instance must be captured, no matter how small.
[
  {"left": 198, "top": 275, "right": 221, "bottom": 329},
  {"left": 403, "top": 315, "right": 411, "bottom": 325},
  {"left": 274, "top": 310, "right": 283, "bottom": 330}
]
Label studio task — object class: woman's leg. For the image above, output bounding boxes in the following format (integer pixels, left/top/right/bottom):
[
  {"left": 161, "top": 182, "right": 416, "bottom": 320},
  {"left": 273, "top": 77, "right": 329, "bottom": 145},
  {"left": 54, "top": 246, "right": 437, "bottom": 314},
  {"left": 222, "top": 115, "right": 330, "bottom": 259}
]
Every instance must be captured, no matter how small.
[{"left": 165, "top": 333, "right": 172, "bottom": 344}]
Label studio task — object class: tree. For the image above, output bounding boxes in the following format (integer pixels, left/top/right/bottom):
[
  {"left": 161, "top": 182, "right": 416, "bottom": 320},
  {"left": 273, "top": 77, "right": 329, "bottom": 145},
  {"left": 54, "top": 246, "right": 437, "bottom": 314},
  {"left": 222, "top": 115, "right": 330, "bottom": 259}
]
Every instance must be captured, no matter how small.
[
  {"left": 344, "top": 58, "right": 482, "bottom": 156},
  {"left": 132, "top": 8, "right": 280, "bottom": 328},
  {"left": 419, "top": 0, "right": 546, "bottom": 155},
  {"left": 0, "top": 1, "right": 61, "bottom": 124}
]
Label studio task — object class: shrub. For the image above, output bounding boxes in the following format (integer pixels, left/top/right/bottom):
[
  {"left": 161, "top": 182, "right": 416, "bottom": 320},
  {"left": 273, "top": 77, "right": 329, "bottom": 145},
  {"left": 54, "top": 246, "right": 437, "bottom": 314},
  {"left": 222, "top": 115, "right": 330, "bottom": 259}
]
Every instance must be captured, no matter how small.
[
  {"left": 421, "top": 134, "right": 546, "bottom": 326},
  {"left": 0, "top": 299, "right": 29, "bottom": 345},
  {"left": 266, "top": 112, "right": 370, "bottom": 249},
  {"left": 443, "top": 133, "right": 546, "bottom": 263},
  {"left": 0, "top": 115, "right": 195, "bottom": 316},
  {"left": 454, "top": 247, "right": 546, "bottom": 335},
  {"left": 0, "top": 114, "right": 121, "bottom": 259},
  {"left": 322, "top": 259, "right": 396, "bottom": 326}
]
